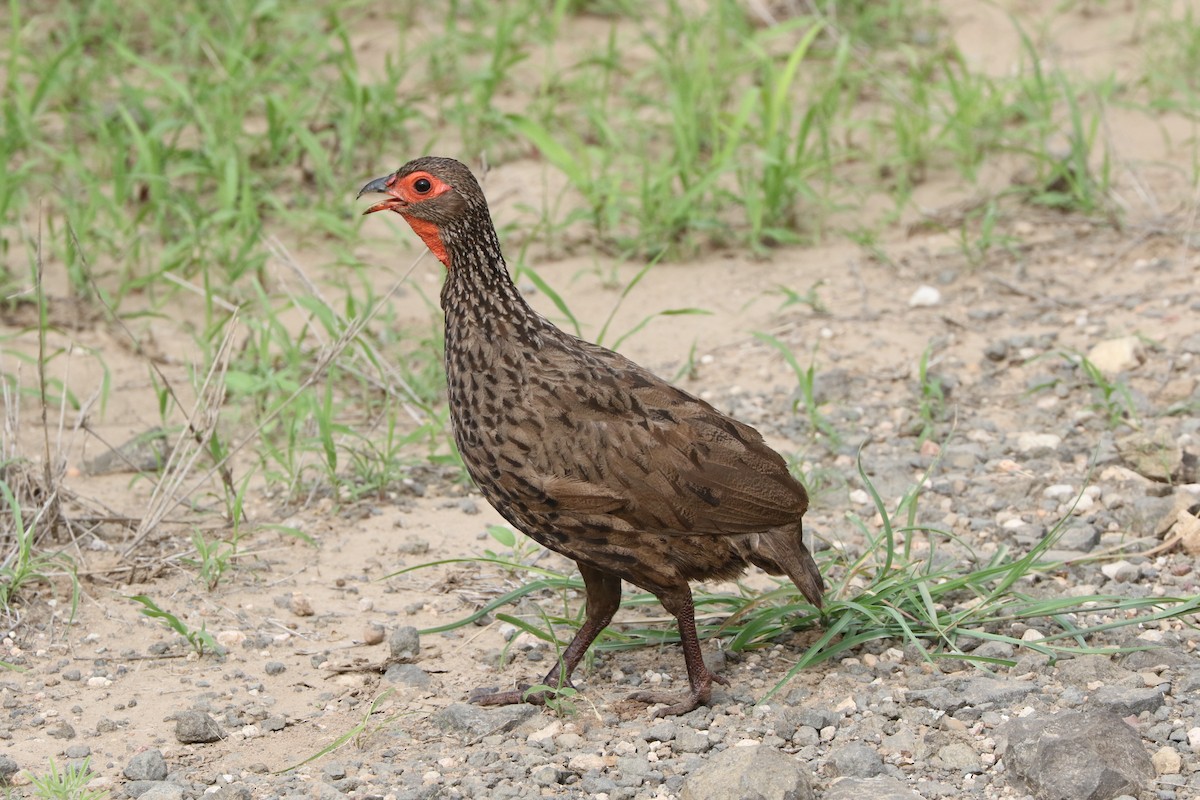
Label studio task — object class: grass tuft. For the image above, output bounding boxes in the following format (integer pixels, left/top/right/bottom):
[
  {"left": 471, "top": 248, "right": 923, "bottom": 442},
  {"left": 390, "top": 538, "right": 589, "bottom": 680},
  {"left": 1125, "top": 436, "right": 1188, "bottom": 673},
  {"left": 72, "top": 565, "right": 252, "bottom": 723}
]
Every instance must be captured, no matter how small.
[{"left": 399, "top": 445, "right": 1200, "bottom": 705}]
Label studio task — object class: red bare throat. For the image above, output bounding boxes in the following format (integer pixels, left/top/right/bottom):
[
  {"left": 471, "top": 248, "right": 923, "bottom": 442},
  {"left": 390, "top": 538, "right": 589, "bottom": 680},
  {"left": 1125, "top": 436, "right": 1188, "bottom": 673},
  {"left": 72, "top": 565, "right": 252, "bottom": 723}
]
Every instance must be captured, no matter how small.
[{"left": 402, "top": 216, "right": 451, "bottom": 268}]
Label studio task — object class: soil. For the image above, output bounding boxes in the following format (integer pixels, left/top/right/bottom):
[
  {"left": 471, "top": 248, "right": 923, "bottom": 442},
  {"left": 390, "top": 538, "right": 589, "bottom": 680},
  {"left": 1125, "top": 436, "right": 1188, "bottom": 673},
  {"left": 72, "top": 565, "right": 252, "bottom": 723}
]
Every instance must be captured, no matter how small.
[{"left": 2, "top": 2, "right": 1200, "bottom": 799}]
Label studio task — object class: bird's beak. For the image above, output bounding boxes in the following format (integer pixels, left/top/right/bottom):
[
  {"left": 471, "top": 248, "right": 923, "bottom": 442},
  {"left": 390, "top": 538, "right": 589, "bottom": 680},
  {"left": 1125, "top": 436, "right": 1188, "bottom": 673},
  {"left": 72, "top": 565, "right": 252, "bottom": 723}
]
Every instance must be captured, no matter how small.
[{"left": 358, "top": 174, "right": 402, "bottom": 215}]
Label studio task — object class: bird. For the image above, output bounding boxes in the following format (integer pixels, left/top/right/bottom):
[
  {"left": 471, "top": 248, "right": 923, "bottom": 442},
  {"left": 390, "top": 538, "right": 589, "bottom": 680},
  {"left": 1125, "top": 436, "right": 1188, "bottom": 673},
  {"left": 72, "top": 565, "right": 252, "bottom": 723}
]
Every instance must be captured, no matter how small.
[{"left": 359, "top": 156, "right": 824, "bottom": 717}]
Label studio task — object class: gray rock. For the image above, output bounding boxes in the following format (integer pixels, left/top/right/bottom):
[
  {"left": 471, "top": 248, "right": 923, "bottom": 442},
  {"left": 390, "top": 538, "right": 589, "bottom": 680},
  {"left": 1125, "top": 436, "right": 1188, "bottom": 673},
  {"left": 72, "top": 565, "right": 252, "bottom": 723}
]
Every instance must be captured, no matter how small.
[
  {"left": 302, "top": 782, "right": 343, "bottom": 800},
  {"left": 880, "top": 728, "right": 920, "bottom": 757},
  {"left": 388, "top": 626, "right": 421, "bottom": 663},
  {"left": 793, "top": 708, "right": 839, "bottom": 730},
  {"left": 264, "top": 661, "right": 286, "bottom": 676},
  {"left": 173, "top": 710, "right": 224, "bottom": 744},
  {"left": 432, "top": 703, "right": 537, "bottom": 739},
  {"left": 47, "top": 721, "right": 75, "bottom": 739},
  {"left": 136, "top": 784, "right": 185, "bottom": 800},
  {"left": 384, "top": 663, "right": 434, "bottom": 688},
  {"left": 674, "top": 728, "right": 713, "bottom": 753},
  {"left": 916, "top": 780, "right": 962, "bottom": 798},
  {"left": 581, "top": 775, "right": 618, "bottom": 795},
  {"left": 680, "top": 745, "right": 814, "bottom": 800},
  {"left": 211, "top": 788, "right": 251, "bottom": 800},
  {"left": 973, "top": 640, "right": 1016, "bottom": 660},
  {"left": 125, "top": 781, "right": 183, "bottom": 799},
  {"left": 1116, "top": 429, "right": 1183, "bottom": 483},
  {"left": 960, "top": 677, "right": 1038, "bottom": 707},
  {"left": 396, "top": 536, "right": 429, "bottom": 555},
  {"left": 0, "top": 754, "right": 18, "bottom": 783},
  {"left": 792, "top": 726, "right": 820, "bottom": 746},
  {"left": 1175, "top": 670, "right": 1200, "bottom": 694},
  {"left": 642, "top": 721, "right": 677, "bottom": 742},
  {"left": 1086, "top": 686, "right": 1165, "bottom": 717},
  {"left": 983, "top": 341, "right": 1009, "bottom": 362},
  {"left": 530, "top": 765, "right": 562, "bottom": 786},
  {"left": 943, "top": 443, "right": 984, "bottom": 469},
  {"left": 936, "top": 741, "right": 982, "bottom": 773},
  {"left": 905, "top": 687, "right": 959, "bottom": 711},
  {"left": 906, "top": 677, "right": 1035, "bottom": 713},
  {"left": 830, "top": 742, "right": 885, "bottom": 778},
  {"left": 1055, "top": 654, "right": 1132, "bottom": 687},
  {"left": 615, "top": 755, "right": 653, "bottom": 786},
  {"left": 124, "top": 749, "right": 168, "bottom": 781},
  {"left": 1056, "top": 523, "right": 1100, "bottom": 552},
  {"left": 1121, "top": 647, "right": 1197, "bottom": 671},
  {"left": 999, "top": 709, "right": 1153, "bottom": 799},
  {"left": 823, "top": 776, "right": 923, "bottom": 800}
]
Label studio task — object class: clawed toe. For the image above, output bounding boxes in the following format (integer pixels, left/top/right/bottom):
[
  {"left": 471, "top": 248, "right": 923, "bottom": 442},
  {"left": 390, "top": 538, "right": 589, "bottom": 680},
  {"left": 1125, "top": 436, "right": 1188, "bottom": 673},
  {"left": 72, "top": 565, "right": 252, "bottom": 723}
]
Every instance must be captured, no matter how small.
[
  {"left": 469, "top": 680, "right": 578, "bottom": 707},
  {"left": 627, "top": 689, "right": 705, "bottom": 718},
  {"left": 468, "top": 686, "right": 527, "bottom": 706},
  {"left": 627, "top": 684, "right": 715, "bottom": 717}
]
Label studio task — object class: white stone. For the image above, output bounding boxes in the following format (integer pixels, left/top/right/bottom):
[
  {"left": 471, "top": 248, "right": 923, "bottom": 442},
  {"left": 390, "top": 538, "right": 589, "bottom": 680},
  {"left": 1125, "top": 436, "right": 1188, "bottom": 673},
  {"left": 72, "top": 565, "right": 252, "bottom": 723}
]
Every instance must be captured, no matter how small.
[
  {"left": 1014, "top": 432, "right": 1062, "bottom": 455},
  {"left": 568, "top": 753, "right": 606, "bottom": 773},
  {"left": 1043, "top": 484, "right": 1076, "bottom": 500},
  {"left": 1070, "top": 494, "right": 1095, "bottom": 515},
  {"left": 1151, "top": 747, "right": 1181, "bottom": 775},
  {"left": 1100, "top": 560, "right": 1138, "bottom": 582},
  {"left": 1086, "top": 336, "right": 1144, "bottom": 375},
  {"left": 528, "top": 720, "right": 562, "bottom": 744},
  {"left": 909, "top": 285, "right": 942, "bottom": 307},
  {"left": 1187, "top": 727, "right": 1200, "bottom": 754}
]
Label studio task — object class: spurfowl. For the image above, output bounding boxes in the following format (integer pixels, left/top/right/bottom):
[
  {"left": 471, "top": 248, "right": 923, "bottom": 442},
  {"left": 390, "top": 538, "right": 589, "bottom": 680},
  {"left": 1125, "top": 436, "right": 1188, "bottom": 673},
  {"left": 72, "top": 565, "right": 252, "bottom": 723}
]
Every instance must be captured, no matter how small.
[{"left": 360, "top": 157, "right": 824, "bottom": 716}]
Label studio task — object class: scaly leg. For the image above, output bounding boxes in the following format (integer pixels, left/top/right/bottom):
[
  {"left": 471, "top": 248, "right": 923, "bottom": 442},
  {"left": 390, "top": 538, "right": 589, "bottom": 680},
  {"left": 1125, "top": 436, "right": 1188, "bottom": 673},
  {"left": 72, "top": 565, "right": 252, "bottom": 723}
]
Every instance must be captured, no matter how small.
[
  {"left": 628, "top": 586, "right": 728, "bottom": 717},
  {"left": 470, "top": 563, "right": 622, "bottom": 706}
]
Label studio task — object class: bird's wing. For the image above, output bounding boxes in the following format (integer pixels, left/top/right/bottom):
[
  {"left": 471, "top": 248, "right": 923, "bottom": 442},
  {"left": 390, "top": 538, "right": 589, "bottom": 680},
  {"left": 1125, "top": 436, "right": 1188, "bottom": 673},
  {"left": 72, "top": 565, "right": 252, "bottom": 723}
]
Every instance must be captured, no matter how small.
[{"left": 519, "top": 340, "right": 807, "bottom": 536}]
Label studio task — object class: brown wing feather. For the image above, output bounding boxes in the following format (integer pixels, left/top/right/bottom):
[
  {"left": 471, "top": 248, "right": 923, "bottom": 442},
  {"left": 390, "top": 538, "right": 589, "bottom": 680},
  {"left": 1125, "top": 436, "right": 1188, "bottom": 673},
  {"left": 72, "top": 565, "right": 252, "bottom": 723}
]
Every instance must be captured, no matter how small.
[{"left": 502, "top": 336, "right": 807, "bottom": 536}]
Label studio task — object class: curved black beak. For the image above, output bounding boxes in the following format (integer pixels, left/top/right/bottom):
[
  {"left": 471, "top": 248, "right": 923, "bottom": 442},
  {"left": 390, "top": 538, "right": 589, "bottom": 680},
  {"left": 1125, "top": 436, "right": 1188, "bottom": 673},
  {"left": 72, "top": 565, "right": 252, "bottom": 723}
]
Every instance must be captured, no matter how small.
[
  {"left": 359, "top": 173, "right": 405, "bottom": 215},
  {"left": 357, "top": 175, "right": 392, "bottom": 199}
]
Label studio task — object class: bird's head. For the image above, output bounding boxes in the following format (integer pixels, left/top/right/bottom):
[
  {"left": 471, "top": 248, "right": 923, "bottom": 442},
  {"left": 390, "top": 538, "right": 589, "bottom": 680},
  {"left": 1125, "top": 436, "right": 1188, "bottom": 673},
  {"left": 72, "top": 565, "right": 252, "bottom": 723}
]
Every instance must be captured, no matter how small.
[{"left": 358, "top": 156, "right": 485, "bottom": 269}]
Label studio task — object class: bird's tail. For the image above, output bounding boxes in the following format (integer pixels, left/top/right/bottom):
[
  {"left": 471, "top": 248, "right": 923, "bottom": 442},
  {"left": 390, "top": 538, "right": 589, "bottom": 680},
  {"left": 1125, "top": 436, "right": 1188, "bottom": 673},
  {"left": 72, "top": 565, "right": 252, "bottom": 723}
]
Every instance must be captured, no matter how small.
[{"left": 748, "top": 525, "right": 825, "bottom": 609}]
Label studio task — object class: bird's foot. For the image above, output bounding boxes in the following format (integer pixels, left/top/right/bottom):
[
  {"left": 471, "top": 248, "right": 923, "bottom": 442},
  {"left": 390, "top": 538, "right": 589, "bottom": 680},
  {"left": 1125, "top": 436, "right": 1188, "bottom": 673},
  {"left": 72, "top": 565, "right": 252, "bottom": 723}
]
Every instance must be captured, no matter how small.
[
  {"left": 469, "top": 678, "right": 576, "bottom": 707},
  {"left": 628, "top": 671, "right": 728, "bottom": 718}
]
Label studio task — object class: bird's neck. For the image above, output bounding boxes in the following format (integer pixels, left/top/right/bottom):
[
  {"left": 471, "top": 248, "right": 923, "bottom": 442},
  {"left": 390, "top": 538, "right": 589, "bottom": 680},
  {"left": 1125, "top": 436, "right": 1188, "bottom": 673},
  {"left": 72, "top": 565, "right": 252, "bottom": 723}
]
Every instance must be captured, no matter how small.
[{"left": 439, "top": 218, "right": 545, "bottom": 344}]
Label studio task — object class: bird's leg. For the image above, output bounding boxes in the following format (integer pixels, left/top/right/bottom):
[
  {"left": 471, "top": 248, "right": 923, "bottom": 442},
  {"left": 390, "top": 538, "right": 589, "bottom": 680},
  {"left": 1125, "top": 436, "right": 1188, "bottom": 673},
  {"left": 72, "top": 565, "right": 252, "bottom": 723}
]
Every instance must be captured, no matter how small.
[
  {"left": 628, "top": 587, "right": 728, "bottom": 717},
  {"left": 470, "top": 564, "right": 622, "bottom": 707}
]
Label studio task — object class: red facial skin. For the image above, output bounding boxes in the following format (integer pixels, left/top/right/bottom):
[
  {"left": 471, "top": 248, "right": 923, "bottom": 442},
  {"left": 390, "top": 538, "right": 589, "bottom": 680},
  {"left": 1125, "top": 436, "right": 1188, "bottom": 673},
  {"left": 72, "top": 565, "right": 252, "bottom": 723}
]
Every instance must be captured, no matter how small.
[{"left": 360, "top": 171, "right": 454, "bottom": 267}]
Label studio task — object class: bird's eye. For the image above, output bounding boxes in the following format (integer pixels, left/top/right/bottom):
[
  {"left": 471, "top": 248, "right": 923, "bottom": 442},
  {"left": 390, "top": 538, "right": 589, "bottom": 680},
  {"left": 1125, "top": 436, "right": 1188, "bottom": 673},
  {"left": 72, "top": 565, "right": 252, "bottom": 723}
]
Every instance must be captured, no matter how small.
[{"left": 413, "top": 177, "right": 432, "bottom": 193}]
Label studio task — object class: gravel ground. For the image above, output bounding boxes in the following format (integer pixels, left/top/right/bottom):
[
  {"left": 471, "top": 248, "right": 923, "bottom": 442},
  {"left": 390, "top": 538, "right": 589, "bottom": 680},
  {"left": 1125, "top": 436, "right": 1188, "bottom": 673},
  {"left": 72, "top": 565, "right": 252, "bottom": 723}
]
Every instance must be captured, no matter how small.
[{"left": 5, "top": 219, "right": 1199, "bottom": 800}]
